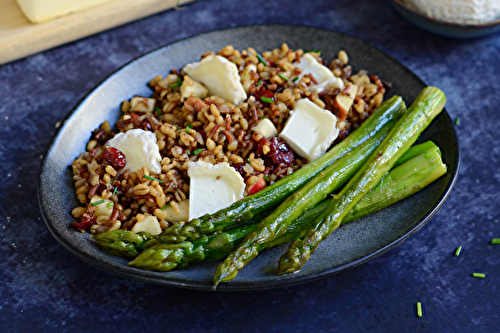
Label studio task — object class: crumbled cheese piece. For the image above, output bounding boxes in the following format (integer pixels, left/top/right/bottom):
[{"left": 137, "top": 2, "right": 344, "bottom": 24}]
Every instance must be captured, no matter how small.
[
  {"left": 16, "top": 0, "right": 113, "bottom": 23},
  {"left": 405, "top": 0, "right": 500, "bottom": 24},
  {"left": 180, "top": 76, "right": 208, "bottom": 102},
  {"left": 107, "top": 128, "right": 161, "bottom": 174},
  {"left": 295, "top": 53, "right": 344, "bottom": 93},
  {"left": 279, "top": 98, "right": 339, "bottom": 161},
  {"left": 252, "top": 118, "right": 278, "bottom": 138},
  {"left": 241, "top": 64, "right": 257, "bottom": 93},
  {"left": 334, "top": 83, "right": 359, "bottom": 120},
  {"left": 90, "top": 195, "right": 113, "bottom": 218},
  {"left": 184, "top": 55, "right": 247, "bottom": 104},
  {"left": 155, "top": 200, "right": 190, "bottom": 223},
  {"left": 131, "top": 213, "right": 162, "bottom": 235},
  {"left": 187, "top": 161, "right": 245, "bottom": 220},
  {"left": 130, "top": 97, "right": 156, "bottom": 113}
]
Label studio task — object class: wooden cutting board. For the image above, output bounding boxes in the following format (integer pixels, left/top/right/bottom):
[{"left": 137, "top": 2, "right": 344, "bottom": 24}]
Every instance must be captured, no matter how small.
[{"left": 0, "top": 0, "right": 195, "bottom": 65}]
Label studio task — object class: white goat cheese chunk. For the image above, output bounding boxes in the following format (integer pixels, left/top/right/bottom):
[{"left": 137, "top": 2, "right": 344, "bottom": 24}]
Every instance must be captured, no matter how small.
[
  {"left": 184, "top": 55, "right": 247, "bottom": 104},
  {"left": 16, "top": 0, "right": 112, "bottom": 23},
  {"left": 180, "top": 75, "right": 209, "bottom": 102},
  {"left": 295, "top": 53, "right": 344, "bottom": 93},
  {"left": 107, "top": 128, "right": 161, "bottom": 174},
  {"left": 252, "top": 118, "right": 278, "bottom": 138},
  {"left": 279, "top": 98, "right": 339, "bottom": 161},
  {"left": 131, "top": 213, "right": 162, "bottom": 236},
  {"left": 187, "top": 161, "right": 245, "bottom": 220}
]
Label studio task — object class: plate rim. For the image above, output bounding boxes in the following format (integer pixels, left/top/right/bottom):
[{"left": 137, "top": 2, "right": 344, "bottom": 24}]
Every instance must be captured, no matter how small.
[{"left": 37, "top": 24, "right": 461, "bottom": 291}]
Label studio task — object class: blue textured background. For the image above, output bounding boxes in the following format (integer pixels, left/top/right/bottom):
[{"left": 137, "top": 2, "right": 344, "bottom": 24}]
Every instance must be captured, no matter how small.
[{"left": 1, "top": 0, "right": 499, "bottom": 331}]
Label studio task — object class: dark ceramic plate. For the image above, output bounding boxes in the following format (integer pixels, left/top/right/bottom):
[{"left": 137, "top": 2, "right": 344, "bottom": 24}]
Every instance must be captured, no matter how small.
[
  {"left": 38, "top": 25, "right": 460, "bottom": 291},
  {"left": 391, "top": 0, "right": 500, "bottom": 38}
]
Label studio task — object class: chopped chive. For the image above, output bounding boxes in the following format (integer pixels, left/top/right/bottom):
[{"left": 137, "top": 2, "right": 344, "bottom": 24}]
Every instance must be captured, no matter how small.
[
  {"left": 305, "top": 49, "right": 321, "bottom": 54},
  {"left": 161, "top": 203, "right": 171, "bottom": 210},
  {"left": 186, "top": 123, "right": 192, "bottom": 133},
  {"left": 256, "top": 53, "right": 267, "bottom": 65},
  {"left": 278, "top": 73, "right": 289, "bottom": 82},
  {"left": 260, "top": 96, "right": 274, "bottom": 104},
  {"left": 143, "top": 175, "right": 164, "bottom": 184},
  {"left": 91, "top": 199, "right": 105, "bottom": 206},
  {"left": 292, "top": 76, "right": 299, "bottom": 82},
  {"left": 490, "top": 238, "right": 500, "bottom": 245},
  {"left": 260, "top": 116, "right": 266, "bottom": 119},
  {"left": 193, "top": 148, "right": 204, "bottom": 156},
  {"left": 472, "top": 272, "right": 485, "bottom": 278},
  {"left": 454, "top": 245, "right": 462, "bottom": 257},
  {"left": 454, "top": 117, "right": 461, "bottom": 126},
  {"left": 263, "top": 174, "right": 270, "bottom": 183},
  {"left": 257, "top": 79, "right": 262, "bottom": 86},
  {"left": 169, "top": 76, "right": 183, "bottom": 88},
  {"left": 155, "top": 107, "right": 162, "bottom": 116},
  {"left": 112, "top": 186, "right": 119, "bottom": 195},
  {"left": 246, "top": 158, "right": 251, "bottom": 163},
  {"left": 106, "top": 202, "right": 114, "bottom": 208},
  {"left": 416, "top": 302, "right": 423, "bottom": 318}
]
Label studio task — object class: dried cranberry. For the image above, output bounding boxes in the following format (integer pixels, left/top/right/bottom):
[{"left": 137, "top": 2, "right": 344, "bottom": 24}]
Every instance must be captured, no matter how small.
[
  {"left": 266, "top": 137, "right": 295, "bottom": 167},
  {"left": 253, "top": 89, "right": 275, "bottom": 105},
  {"left": 102, "top": 147, "right": 127, "bottom": 171},
  {"left": 72, "top": 212, "right": 96, "bottom": 230}
]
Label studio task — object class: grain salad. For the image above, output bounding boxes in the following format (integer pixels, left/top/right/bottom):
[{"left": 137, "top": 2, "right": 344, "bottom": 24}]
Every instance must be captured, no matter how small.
[{"left": 70, "top": 44, "right": 390, "bottom": 235}]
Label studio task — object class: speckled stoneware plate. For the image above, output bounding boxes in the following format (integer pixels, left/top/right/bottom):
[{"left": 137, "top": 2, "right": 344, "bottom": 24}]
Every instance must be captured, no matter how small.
[
  {"left": 38, "top": 25, "right": 460, "bottom": 291},
  {"left": 391, "top": 0, "right": 500, "bottom": 38}
]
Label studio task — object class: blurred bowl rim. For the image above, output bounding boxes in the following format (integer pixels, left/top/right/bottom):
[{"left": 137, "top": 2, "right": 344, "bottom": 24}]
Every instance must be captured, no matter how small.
[{"left": 391, "top": 0, "right": 500, "bottom": 28}]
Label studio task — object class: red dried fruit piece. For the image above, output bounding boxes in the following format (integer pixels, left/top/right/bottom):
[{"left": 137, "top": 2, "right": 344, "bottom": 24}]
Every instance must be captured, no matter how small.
[
  {"left": 248, "top": 174, "right": 267, "bottom": 195},
  {"left": 184, "top": 96, "right": 208, "bottom": 112},
  {"left": 102, "top": 147, "right": 127, "bottom": 171},
  {"left": 267, "top": 137, "right": 295, "bottom": 167},
  {"left": 253, "top": 89, "right": 275, "bottom": 105},
  {"left": 72, "top": 212, "right": 96, "bottom": 230}
]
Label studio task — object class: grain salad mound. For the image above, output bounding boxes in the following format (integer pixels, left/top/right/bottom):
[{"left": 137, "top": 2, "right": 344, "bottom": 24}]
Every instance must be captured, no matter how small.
[{"left": 70, "top": 44, "right": 390, "bottom": 235}]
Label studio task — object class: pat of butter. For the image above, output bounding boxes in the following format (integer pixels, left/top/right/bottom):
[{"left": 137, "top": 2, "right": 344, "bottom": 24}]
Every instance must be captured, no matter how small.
[
  {"left": 131, "top": 213, "right": 162, "bottom": 236},
  {"left": 279, "top": 98, "right": 339, "bottom": 161},
  {"left": 180, "top": 76, "right": 209, "bottom": 102},
  {"left": 295, "top": 53, "right": 344, "bottom": 93},
  {"left": 184, "top": 55, "right": 247, "bottom": 105},
  {"left": 187, "top": 161, "right": 245, "bottom": 220},
  {"left": 16, "top": 0, "right": 113, "bottom": 23},
  {"left": 107, "top": 128, "right": 162, "bottom": 174},
  {"left": 252, "top": 118, "right": 278, "bottom": 138}
]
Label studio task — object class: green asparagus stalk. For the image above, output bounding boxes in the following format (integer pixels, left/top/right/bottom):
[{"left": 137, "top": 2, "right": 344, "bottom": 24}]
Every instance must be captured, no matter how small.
[
  {"left": 128, "top": 225, "right": 257, "bottom": 271},
  {"left": 125, "top": 141, "right": 446, "bottom": 272},
  {"left": 342, "top": 142, "right": 446, "bottom": 223},
  {"left": 212, "top": 114, "right": 403, "bottom": 287},
  {"left": 156, "top": 96, "right": 406, "bottom": 243},
  {"left": 92, "top": 230, "right": 157, "bottom": 258},
  {"left": 277, "top": 87, "right": 446, "bottom": 275}
]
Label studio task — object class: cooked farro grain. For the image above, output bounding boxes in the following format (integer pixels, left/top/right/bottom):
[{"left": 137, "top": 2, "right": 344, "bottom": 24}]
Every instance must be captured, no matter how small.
[{"left": 70, "top": 44, "right": 389, "bottom": 234}]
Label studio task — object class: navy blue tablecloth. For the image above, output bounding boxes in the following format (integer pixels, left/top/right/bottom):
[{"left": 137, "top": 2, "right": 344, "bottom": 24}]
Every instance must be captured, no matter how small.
[{"left": 1, "top": 0, "right": 499, "bottom": 331}]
